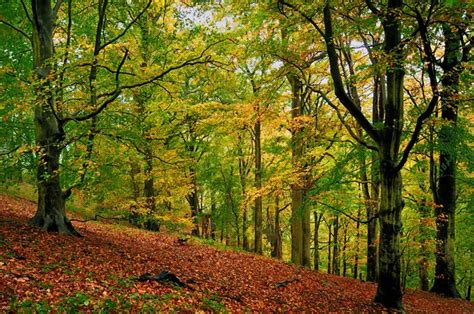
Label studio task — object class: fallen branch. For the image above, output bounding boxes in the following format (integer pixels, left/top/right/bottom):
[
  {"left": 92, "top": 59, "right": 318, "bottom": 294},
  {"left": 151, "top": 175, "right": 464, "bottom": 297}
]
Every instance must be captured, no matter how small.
[
  {"left": 136, "top": 271, "right": 189, "bottom": 288},
  {"left": 275, "top": 278, "right": 299, "bottom": 288},
  {"left": 70, "top": 214, "right": 127, "bottom": 223}
]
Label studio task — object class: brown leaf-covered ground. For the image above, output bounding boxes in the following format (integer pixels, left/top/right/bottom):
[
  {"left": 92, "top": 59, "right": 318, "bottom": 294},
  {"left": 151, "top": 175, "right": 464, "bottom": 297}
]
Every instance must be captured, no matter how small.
[{"left": 0, "top": 194, "right": 473, "bottom": 312}]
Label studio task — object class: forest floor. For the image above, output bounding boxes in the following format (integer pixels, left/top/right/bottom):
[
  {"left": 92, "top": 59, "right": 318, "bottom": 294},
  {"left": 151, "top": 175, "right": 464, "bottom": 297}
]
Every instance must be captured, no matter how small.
[{"left": 0, "top": 194, "right": 473, "bottom": 313}]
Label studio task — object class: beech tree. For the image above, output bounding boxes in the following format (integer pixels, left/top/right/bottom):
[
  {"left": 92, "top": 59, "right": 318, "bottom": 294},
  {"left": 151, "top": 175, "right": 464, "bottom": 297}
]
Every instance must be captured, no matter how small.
[
  {"left": 1, "top": 0, "right": 214, "bottom": 235},
  {"left": 278, "top": 0, "right": 440, "bottom": 309}
]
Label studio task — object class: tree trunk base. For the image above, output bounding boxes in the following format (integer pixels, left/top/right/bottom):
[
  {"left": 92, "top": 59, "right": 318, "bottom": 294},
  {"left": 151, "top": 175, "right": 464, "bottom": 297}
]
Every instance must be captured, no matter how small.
[
  {"left": 431, "top": 281, "right": 460, "bottom": 298},
  {"left": 374, "top": 293, "right": 405, "bottom": 313},
  {"left": 29, "top": 214, "right": 81, "bottom": 237}
]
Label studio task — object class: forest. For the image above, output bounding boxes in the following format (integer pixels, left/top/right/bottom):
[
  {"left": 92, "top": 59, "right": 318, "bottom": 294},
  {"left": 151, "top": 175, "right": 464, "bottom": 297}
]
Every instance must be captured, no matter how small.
[{"left": 0, "top": 0, "right": 472, "bottom": 312}]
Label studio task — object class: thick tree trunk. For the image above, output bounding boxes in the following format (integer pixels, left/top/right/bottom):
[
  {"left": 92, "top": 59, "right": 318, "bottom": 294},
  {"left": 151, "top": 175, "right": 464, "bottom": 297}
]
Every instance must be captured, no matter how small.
[
  {"left": 374, "top": 165, "right": 404, "bottom": 309},
  {"left": 29, "top": 0, "right": 79, "bottom": 236},
  {"left": 321, "top": 0, "right": 407, "bottom": 309},
  {"left": 431, "top": 23, "right": 461, "bottom": 299},
  {"left": 287, "top": 73, "right": 311, "bottom": 266}
]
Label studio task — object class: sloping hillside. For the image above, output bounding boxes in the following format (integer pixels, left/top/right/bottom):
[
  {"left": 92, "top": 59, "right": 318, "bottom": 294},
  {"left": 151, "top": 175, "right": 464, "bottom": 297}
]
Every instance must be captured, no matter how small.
[{"left": 0, "top": 194, "right": 472, "bottom": 312}]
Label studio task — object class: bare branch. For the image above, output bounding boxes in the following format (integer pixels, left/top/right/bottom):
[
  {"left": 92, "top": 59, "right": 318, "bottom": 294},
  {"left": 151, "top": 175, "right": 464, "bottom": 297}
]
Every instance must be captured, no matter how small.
[
  {"left": 98, "top": 0, "right": 152, "bottom": 51},
  {"left": 394, "top": 8, "right": 440, "bottom": 172},
  {"left": 0, "top": 19, "right": 31, "bottom": 41},
  {"left": 322, "top": 3, "right": 381, "bottom": 143},
  {"left": 310, "top": 88, "right": 378, "bottom": 151},
  {"left": 63, "top": 39, "right": 223, "bottom": 124},
  {"left": 52, "top": 0, "right": 64, "bottom": 21},
  {"left": 20, "top": 0, "right": 33, "bottom": 24},
  {"left": 278, "top": 1, "right": 325, "bottom": 37}
]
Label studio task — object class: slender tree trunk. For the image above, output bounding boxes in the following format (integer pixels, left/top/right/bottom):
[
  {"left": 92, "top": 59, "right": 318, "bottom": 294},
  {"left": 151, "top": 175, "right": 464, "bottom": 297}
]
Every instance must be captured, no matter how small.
[
  {"left": 354, "top": 205, "right": 361, "bottom": 279},
  {"left": 238, "top": 151, "right": 250, "bottom": 251},
  {"left": 431, "top": 23, "right": 461, "bottom": 299},
  {"left": 418, "top": 199, "right": 430, "bottom": 291},
  {"left": 272, "top": 196, "right": 283, "bottom": 259},
  {"left": 302, "top": 194, "right": 311, "bottom": 267},
  {"left": 342, "top": 222, "right": 348, "bottom": 277},
  {"left": 332, "top": 215, "right": 340, "bottom": 275},
  {"left": 254, "top": 103, "right": 263, "bottom": 254},
  {"left": 187, "top": 168, "right": 200, "bottom": 236},
  {"left": 129, "top": 159, "right": 140, "bottom": 201},
  {"left": 327, "top": 222, "right": 332, "bottom": 274},
  {"left": 29, "top": 0, "right": 79, "bottom": 236},
  {"left": 143, "top": 145, "right": 155, "bottom": 211},
  {"left": 211, "top": 194, "right": 216, "bottom": 240},
  {"left": 364, "top": 158, "right": 379, "bottom": 282},
  {"left": 314, "top": 212, "right": 322, "bottom": 270}
]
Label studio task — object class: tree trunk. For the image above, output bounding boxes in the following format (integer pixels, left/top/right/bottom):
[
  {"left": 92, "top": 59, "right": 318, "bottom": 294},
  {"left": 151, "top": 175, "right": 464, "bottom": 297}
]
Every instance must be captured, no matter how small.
[
  {"left": 417, "top": 199, "right": 430, "bottom": 291},
  {"left": 374, "top": 164, "right": 404, "bottom": 309},
  {"left": 431, "top": 23, "right": 461, "bottom": 299},
  {"left": 302, "top": 195, "right": 311, "bottom": 267},
  {"left": 186, "top": 168, "right": 200, "bottom": 237},
  {"left": 314, "top": 212, "right": 322, "bottom": 270},
  {"left": 287, "top": 73, "right": 308, "bottom": 266},
  {"left": 327, "top": 222, "right": 332, "bottom": 274},
  {"left": 365, "top": 158, "right": 379, "bottom": 282},
  {"left": 129, "top": 159, "right": 141, "bottom": 201},
  {"left": 332, "top": 215, "right": 340, "bottom": 275},
  {"left": 291, "top": 188, "right": 304, "bottom": 265},
  {"left": 29, "top": 0, "right": 79, "bottom": 236},
  {"left": 272, "top": 196, "right": 283, "bottom": 259},
  {"left": 143, "top": 145, "right": 155, "bottom": 211},
  {"left": 342, "top": 222, "right": 348, "bottom": 277},
  {"left": 238, "top": 147, "right": 250, "bottom": 251},
  {"left": 354, "top": 205, "right": 361, "bottom": 279},
  {"left": 254, "top": 104, "right": 263, "bottom": 254}
]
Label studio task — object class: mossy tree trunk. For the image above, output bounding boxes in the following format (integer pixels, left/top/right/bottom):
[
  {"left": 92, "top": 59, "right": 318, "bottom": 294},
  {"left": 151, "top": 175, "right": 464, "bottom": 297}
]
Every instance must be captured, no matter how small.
[
  {"left": 431, "top": 23, "right": 462, "bottom": 298},
  {"left": 29, "top": 0, "right": 79, "bottom": 236}
]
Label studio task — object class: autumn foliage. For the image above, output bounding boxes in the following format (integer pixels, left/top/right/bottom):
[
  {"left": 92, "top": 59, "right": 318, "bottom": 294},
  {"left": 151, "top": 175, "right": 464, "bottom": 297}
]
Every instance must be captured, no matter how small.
[{"left": 1, "top": 194, "right": 472, "bottom": 312}]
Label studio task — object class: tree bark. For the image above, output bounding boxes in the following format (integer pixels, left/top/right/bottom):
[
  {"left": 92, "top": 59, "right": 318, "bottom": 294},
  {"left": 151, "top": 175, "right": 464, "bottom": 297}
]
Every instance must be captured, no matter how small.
[
  {"left": 270, "top": 196, "right": 283, "bottom": 259},
  {"left": 238, "top": 144, "right": 250, "bottom": 251},
  {"left": 332, "top": 215, "right": 340, "bottom": 275},
  {"left": 353, "top": 206, "right": 360, "bottom": 279},
  {"left": 287, "top": 73, "right": 311, "bottom": 266},
  {"left": 29, "top": 0, "right": 79, "bottom": 236},
  {"left": 327, "top": 221, "right": 332, "bottom": 274},
  {"left": 186, "top": 167, "right": 200, "bottom": 237},
  {"left": 314, "top": 212, "right": 322, "bottom": 270},
  {"left": 431, "top": 23, "right": 461, "bottom": 298},
  {"left": 253, "top": 103, "right": 263, "bottom": 254}
]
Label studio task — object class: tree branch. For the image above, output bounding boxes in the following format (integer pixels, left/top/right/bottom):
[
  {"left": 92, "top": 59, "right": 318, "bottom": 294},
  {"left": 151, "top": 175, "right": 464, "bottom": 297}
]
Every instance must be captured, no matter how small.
[
  {"left": 20, "top": 0, "right": 33, "bottom": 24},
  {"left": 394, "top": 8, "right": 440, "bottom": 173},
  {"left": 98, "top": 0, "right": 152, "bottom": 52},
  {"left": 310, "top": 88, "right": 378, "bottom": 151},
  {"left": 322, "top": 3, "right": 381, "bottom": 143},
  {"left": 0, "top": 19, "right": 31, "bottom": 41},
  {"left": 52, "top": 0, "right": 64, "bottom": 21},
  {"left": 278, "top": 1, "right": 325, "bottom": 37}
]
